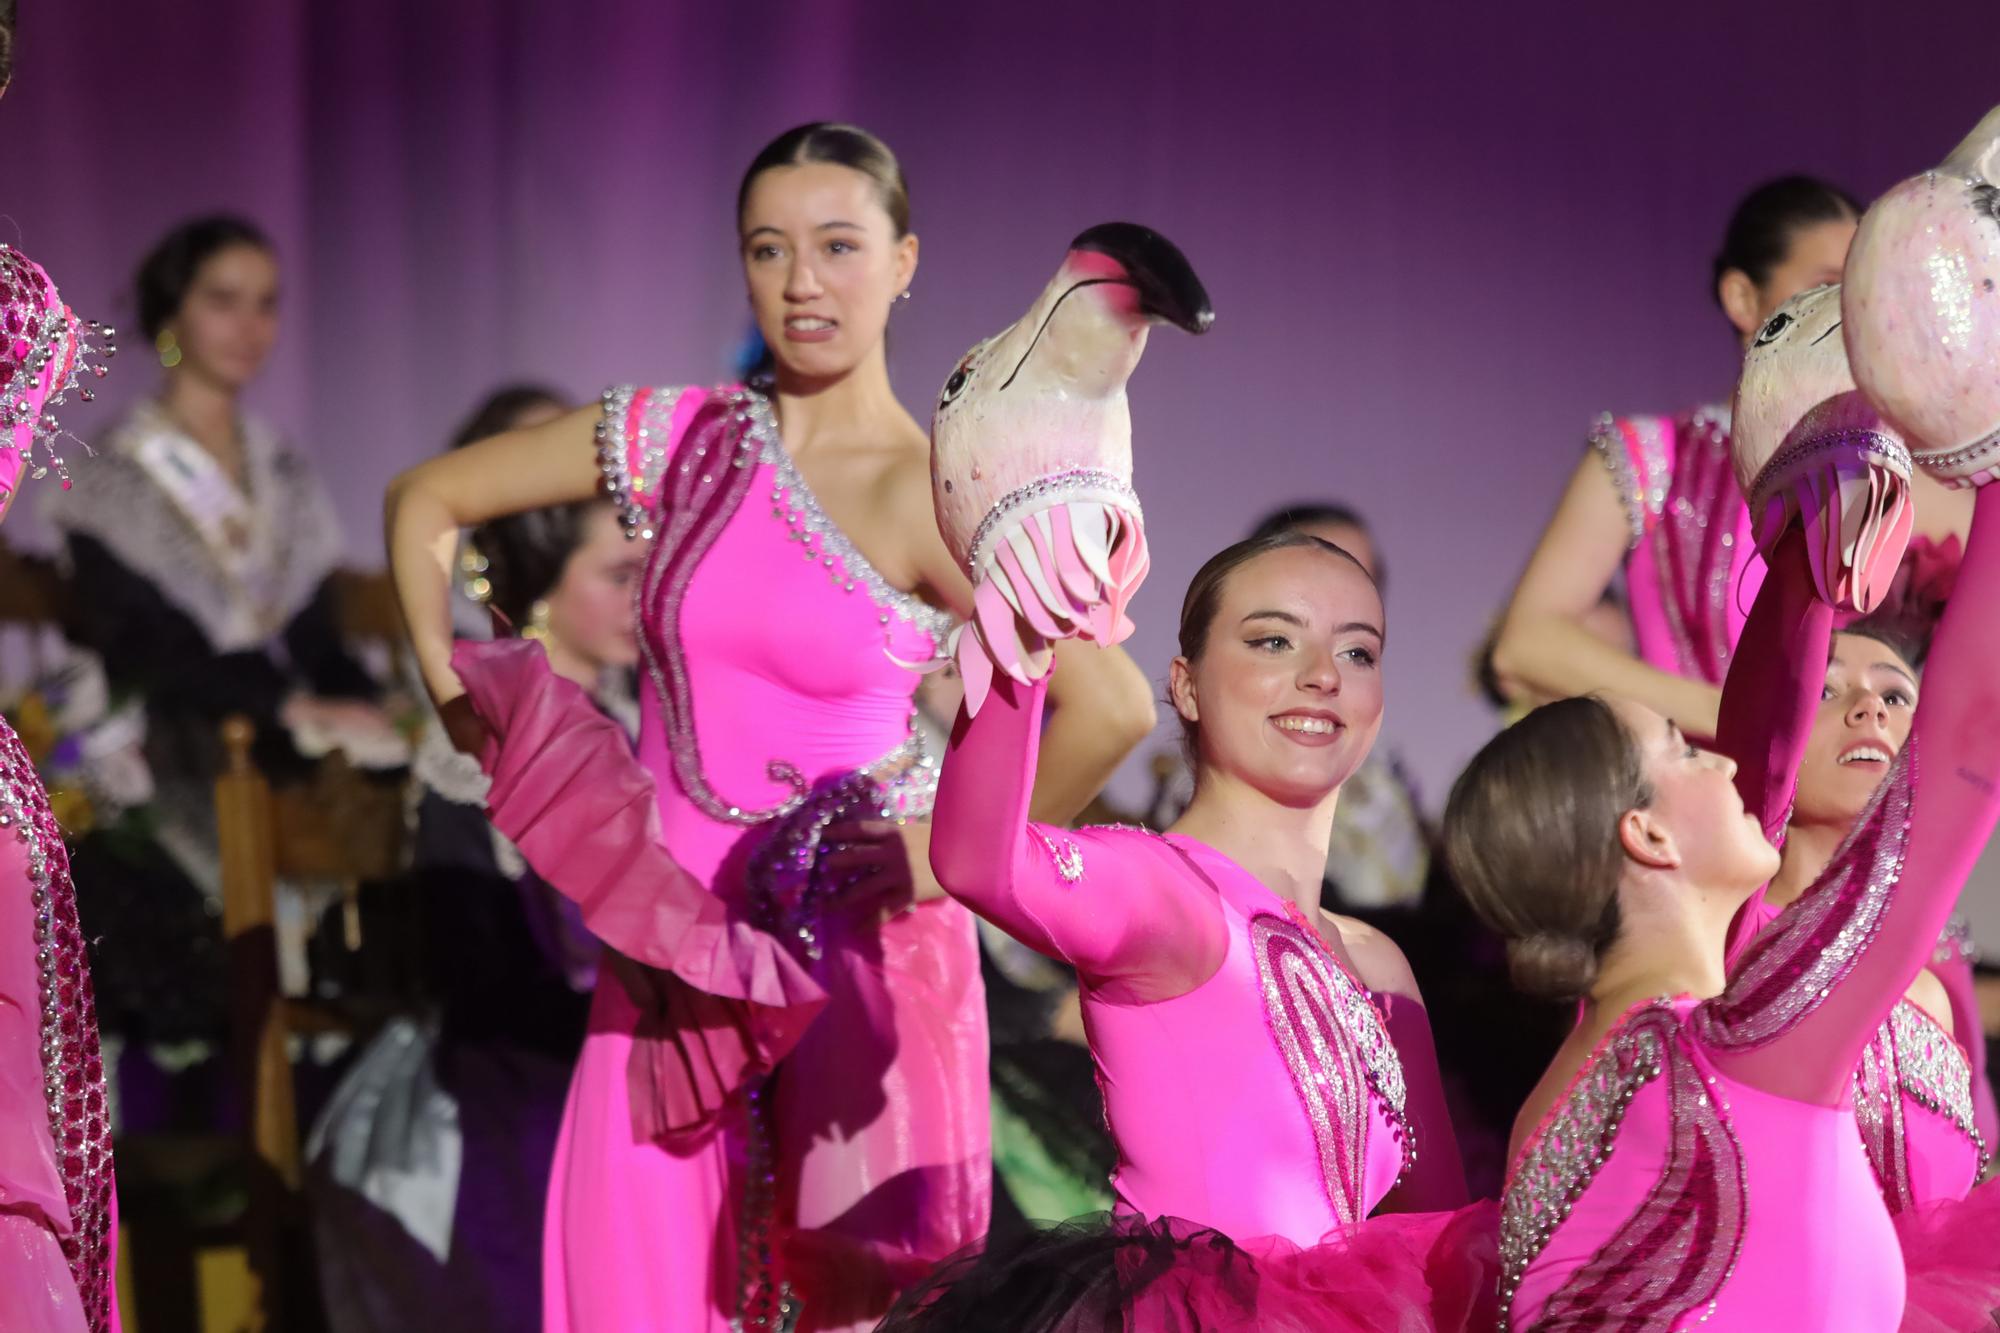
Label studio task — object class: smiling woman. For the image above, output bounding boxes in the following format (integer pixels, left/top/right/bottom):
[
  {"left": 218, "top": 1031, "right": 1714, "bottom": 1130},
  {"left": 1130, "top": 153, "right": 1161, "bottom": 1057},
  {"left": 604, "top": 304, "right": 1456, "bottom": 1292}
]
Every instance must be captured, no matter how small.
[{"left": 880, "top": 529, "right": 1486, "bottom": 1332}]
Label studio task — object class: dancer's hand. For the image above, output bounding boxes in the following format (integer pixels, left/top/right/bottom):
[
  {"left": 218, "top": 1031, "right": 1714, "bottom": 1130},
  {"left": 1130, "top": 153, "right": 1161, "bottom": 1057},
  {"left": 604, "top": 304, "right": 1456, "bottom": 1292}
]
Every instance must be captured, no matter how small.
[
  {"left": 822, "top": 819, "right": 948, "bottom": 924},
  {"left": 434, "top": 693, "right": 490, "bottom": 759}
]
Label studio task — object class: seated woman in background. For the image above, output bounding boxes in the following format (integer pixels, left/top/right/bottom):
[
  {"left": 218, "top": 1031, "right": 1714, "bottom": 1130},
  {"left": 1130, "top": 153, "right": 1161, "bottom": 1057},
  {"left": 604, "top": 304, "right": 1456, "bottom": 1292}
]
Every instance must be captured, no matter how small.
[
  {"left": 46, "top": 215, "right": 392, "bottom": 1106},
  {"left": 311, "top": 384, "right": 637, "bottom": 1333}
]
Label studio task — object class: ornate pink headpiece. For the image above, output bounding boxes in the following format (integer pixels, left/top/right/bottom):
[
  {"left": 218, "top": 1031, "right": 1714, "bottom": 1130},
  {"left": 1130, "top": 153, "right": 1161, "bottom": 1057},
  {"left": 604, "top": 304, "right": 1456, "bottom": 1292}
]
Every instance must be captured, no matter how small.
[
  {"left": 1, "top": 244, "right": 114, "bottom": 502},
  {"left": 1731, "top": 282, "right": 1912, "bottom": 613},
  {"left": 928, "top": 223, "right": 1212, "bottom": 713},
  {"left": 1843, "top": 105, "right": 2000, "bottom": 486}
]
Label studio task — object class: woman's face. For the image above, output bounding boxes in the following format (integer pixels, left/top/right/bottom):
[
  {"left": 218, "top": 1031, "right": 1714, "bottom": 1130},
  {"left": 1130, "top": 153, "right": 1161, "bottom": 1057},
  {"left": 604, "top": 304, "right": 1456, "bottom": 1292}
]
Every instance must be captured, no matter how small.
[
  {"left": 545, "top": 504, "right": 643, "bottom": 672},
  {"left": 1726, "top": 217, "right": 1856, "bottom": 340},
  {"left": 739, "top": 161, "right": 916, "bottom": 384},
  {"left": 1171, "top": 546, "right": 1386, "bottom": 807},
  {"left": 169, "top": 243, "right": 279, "bottom": 392},
  {"left": 1608, "top": 697, "right": 1780, "bottom": 891},
  {"left": 1791, "top": 632, "right": 1918, "bottom": 829}
]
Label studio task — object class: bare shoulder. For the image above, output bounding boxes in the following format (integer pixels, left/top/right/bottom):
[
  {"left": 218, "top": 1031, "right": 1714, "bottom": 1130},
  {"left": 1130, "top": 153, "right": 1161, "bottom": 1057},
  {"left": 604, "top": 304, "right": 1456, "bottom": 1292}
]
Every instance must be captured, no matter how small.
[
  {"left": 1328, "top": 913, "right": 1421, "bottom": 1002},
  {"left": 1905, "top": 965, "right": 1955, "bottom": 1036}
]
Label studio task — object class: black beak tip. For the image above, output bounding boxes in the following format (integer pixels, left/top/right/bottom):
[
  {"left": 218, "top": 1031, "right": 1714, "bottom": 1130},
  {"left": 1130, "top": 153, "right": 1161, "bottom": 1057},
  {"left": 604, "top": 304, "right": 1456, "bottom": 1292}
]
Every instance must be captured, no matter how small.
[{"left": 1071, "top": 221, "right": 1214, "bottom": 336}]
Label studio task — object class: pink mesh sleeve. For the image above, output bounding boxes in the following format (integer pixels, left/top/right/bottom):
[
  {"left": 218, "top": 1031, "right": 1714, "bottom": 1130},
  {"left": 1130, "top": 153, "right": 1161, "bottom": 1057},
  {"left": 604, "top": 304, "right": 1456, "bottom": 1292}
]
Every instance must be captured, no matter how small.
[
  {"left": 1715, "top": 528, "right": 1833, "bottom": 845},
  {"left": 1699, "top": 485, "right": 2000, "bottom": 1103},
  {"left": 929, "top": 671, "right": 1225, "bottom": 994}
]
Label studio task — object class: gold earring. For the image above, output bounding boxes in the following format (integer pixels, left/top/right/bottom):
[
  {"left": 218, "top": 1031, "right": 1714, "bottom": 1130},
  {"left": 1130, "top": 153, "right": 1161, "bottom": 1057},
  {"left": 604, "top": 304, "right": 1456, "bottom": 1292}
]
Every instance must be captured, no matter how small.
[
  {"left": 523, "top": 598, "right": 552, "bottom": 642},
  {"left": 155, "top": 329, "right": 182, "bottom": 369}
]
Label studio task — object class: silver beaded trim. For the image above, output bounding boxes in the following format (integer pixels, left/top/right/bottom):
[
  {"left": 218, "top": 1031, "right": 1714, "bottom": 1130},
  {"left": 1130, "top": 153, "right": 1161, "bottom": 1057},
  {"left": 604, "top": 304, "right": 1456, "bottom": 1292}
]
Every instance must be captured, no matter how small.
[
  {"left": 1588, "top": 413, "right": 1670, "bottom": 551},
  {"left": 1748, "top": 426, "right": 1913, "bottom": 522},
  {"left": 1500, "top": 1002, "right": 1745, "bottom": 1331},
  {"left": 1893, "top": 998, "right": 1991, "bottom": 1175},
  {"left": 1696, "top": 738, "right": 1914, "bottom": 1051},
  {"left": 1, "top": 717, "right": 114, "bottom": 1330},
  {"left": 752, "top": 391, "right": 955, "bottom": 660},
  {"left": 595, "top": 384, "right": 687, "bottom": 541},
  {"left": 1250, "top": 911, "right": 1412, "bottom": 1224},
  {"left": 0, "top": 246, "right": 116, "bottom": 491},
  {"left": 962, "top": 467, "right": 1141, "bottom": 580},
  {"left": 1914, "top": 426, "right": 2000, "bottom": 484}
]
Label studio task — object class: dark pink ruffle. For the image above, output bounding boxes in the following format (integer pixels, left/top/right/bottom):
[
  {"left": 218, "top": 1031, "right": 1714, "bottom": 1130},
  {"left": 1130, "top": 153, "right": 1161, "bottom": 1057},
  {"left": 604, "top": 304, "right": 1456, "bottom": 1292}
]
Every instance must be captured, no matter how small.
[{"left": 452, "top": 639, "right": 826, "bottom": 1139}]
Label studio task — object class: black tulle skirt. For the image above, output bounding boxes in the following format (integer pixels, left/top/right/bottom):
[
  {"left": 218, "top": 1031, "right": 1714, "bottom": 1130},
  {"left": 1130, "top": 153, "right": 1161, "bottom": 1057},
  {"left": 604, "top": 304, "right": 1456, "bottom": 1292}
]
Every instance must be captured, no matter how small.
[{"left": 875, "top": 1205, "right": 1499, "bottom": 1333}]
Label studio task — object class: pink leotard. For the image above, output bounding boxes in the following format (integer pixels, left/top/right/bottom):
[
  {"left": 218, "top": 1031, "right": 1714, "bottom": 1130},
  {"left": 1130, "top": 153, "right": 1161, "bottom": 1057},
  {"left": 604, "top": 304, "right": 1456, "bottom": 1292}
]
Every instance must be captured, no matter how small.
[
  {"left": 929, "top": 670, "right": 1465, "bottom": 1245},
  {"left": 1503, "top": 487, "right": 2000, "bottom": 1330}
]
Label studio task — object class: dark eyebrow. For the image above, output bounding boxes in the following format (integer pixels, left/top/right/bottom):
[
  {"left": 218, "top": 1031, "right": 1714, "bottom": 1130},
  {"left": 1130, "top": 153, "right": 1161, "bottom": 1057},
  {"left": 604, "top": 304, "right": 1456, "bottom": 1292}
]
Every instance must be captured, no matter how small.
[
  {"left": 1871, "top": 661, "right": 1919, "bottom": 690},
  {"left": 742, "top": 220, "right": 863, "bottom": 243},
  {"left": 1239, "top": 611, "right": 1383, "bottom": 642}
]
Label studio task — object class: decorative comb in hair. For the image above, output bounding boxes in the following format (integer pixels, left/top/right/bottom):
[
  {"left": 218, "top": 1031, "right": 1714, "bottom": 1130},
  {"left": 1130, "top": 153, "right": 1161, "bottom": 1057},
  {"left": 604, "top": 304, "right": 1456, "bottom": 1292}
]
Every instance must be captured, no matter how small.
[
  {"left": 927, "top": 223, "right": 1212, "bottom": 713},
  {"left": 1843, "top": 104, "right": 2000, "bottom": 486},
  {"left": 1731, "top": 282, "right": 1912, "bottom": 613},
  {"left": 0, "top": 245, "right": 115, "bottom": 500}
]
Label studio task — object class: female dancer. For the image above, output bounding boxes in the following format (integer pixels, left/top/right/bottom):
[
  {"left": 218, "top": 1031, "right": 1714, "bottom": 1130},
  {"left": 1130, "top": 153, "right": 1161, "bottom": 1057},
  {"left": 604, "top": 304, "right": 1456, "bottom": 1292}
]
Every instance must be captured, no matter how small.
[
  {"left": 1491, "top": 177, "right": 1995, "bottom": 1147},
  {"left": 885, "top": 530, "right": 1479, "bottom": 1330},
  {"left": 1707, "top": 539, "right": 1996, "bottom": 1326},
  {"left": 0, "top": 229, "right": 120, "bottom": 1333},
  {"left": 1491, "top": 176, "right": 1972, "bottom": 736},
  {"left": 385, "top": 124, "right": 1156, "bottom": 1332},
  {"left": 1443, "top": 480, "right": 2000, "bottom": 1327}
]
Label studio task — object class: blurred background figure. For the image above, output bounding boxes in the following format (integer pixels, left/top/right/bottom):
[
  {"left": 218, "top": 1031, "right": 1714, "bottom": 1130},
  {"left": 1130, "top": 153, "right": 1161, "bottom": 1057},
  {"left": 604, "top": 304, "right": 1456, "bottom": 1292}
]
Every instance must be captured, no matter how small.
[
  {"left": 308, "top": 384, "right": 631, "bottom": 1333},
  {"left": 45, "top": 215, "right": 397, "bottom": 1137}
]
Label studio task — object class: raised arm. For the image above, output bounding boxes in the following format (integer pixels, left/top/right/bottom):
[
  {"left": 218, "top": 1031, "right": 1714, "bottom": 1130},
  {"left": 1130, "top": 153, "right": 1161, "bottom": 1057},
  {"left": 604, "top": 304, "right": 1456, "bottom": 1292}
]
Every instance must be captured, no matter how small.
[
  {"left": 895, "top": 454, "right": 1160, "bottom": 826},
  {"left": 1713, "top": 527, "right": 1833, "bottom": 843},
  {"left": 1492, "top": 448, "right": 1725, "bottom": 738},
  {"left": 384, "top": 403, "right": 603, "bottom": 710},
  {"left": 930, "top": 670, "right": 1224, "bottom": 1001},
  {"left": 1701, "top": 484, "right": 2000, "bottom": 1103}
]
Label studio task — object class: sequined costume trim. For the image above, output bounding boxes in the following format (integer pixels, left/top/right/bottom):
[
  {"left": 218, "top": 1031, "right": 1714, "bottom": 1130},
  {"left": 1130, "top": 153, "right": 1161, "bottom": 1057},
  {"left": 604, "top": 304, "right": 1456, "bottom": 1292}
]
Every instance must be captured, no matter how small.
[
  {"left": 617, "top": 386, "right": 950, "bottom": 828},
  {"left": 595, "top": 384, "right": 687, "bottom": 541},
  {"left": 1500, "top": 1002, "right": 1745, "bottom": 1331},
  {"left": 1651, "top": 406, "right": 1739, "bottom": 682},
  {"left": 1, "top": 717, "right": 115, "bottom": 1331},
  {"left": 1588, "top": 413, "right": 1670, "bottom": 551},
  {"left": 1855, "top": 999, "right": 1989, "bottom": 1211},
  {"left": 1935, "top": 913, "right": 1979, "bottom": 967},
  {"left": 1696, "top": 739, "right": 1916, "bottom": 1051},
  {"left": 1249, "top": 911, "right": 1412, "bottom": 1225},
  {"left": 755, "top": 390, "right": 955, "bottom": 660},
  {"left": 0, "top": 245, "right": 114, "bottom": 489}
]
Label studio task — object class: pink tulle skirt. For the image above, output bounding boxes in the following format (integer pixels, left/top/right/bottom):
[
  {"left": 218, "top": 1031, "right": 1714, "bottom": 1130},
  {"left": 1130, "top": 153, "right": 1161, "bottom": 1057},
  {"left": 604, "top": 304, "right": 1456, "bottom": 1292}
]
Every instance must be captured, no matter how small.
[{"left": 1898, "top": 1177, "right": 2000, "bottom": 1332}]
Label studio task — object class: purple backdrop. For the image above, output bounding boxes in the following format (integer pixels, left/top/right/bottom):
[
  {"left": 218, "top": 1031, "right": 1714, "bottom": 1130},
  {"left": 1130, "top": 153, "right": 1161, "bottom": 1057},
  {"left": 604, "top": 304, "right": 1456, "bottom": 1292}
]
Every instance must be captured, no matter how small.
[{"left": 2, "top": 0, "right": 1994, "bottom": 814}]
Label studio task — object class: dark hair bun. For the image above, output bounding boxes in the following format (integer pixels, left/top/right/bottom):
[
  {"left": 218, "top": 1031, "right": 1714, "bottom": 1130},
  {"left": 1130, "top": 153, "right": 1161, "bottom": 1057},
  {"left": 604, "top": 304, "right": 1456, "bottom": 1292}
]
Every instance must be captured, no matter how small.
[{"left": 1509, "top": 932, "right": 1600, "bottom": 1002}]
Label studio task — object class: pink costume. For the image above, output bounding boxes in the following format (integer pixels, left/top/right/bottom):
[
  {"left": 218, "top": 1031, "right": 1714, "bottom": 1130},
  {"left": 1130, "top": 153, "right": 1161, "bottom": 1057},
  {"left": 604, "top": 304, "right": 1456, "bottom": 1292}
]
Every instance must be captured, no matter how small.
[
  {"left": 879, "top": 671, "right": 1491, "bottom": 1331},
  {"left": 1501, "top": 490, "right": 2000, "bottom": 1331},
  {"left": 0, "top": 245, "right": 118, "bottom": 1332},
  {"left": 1591, "top": 405, "right": 1763, "bottom": 687},
  {"left": 1605, "top": 399, "right": 1998, "bottom": 1147},
  {"left": 1715, "top": 535, "right": 1999, "bottom": 1333},
  {"left": 453, "top": 386, "right": 988, "bottom": 1333}
]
